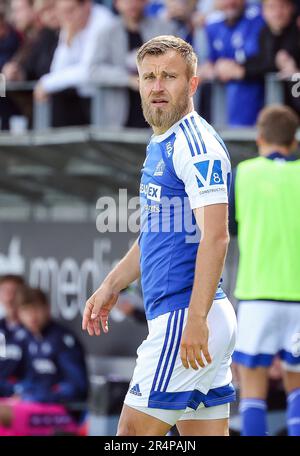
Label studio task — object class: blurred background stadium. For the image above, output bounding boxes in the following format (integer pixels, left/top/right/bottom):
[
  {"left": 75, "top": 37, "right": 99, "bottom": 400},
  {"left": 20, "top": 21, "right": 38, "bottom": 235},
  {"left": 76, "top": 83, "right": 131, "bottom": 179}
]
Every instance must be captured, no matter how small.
[{"left": 0, "top": 0, "right": 299, "bottom": 436}]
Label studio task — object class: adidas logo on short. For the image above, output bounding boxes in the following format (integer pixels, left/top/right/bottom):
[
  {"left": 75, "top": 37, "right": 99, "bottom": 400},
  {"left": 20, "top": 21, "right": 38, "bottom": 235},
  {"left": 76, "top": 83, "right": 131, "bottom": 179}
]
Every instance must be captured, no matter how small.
[{"left": 129, "top": 384, "right": 142, "bottom": 396}]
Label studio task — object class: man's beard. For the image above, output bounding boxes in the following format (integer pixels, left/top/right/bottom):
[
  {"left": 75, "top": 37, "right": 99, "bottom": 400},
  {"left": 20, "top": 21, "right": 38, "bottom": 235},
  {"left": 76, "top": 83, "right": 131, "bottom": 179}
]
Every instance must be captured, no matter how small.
[
  {"left": 141, "top": 88, "right": 190, "bottom": 132},
  {"left": 224, "top": 8, "right": 243, "bottom": 23}
]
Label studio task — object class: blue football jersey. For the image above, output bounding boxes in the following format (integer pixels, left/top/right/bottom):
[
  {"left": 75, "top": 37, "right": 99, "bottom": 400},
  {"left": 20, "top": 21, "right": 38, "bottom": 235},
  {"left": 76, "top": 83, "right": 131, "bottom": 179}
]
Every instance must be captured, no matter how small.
[{"left": 139, "top": 111, "right": 231, "bottom": 320}]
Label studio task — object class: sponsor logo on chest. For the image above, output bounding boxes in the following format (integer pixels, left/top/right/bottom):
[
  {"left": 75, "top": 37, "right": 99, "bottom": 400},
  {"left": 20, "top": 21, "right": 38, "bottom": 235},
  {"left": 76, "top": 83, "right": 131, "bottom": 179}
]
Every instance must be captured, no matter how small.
[{"left": 140, "top": 183, "right": 161, "bottom": 202}]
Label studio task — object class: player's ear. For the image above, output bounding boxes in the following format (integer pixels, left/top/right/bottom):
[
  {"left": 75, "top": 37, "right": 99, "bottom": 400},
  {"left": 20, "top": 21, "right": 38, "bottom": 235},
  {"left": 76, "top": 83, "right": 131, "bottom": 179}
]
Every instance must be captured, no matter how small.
[
  {"left": 256, "top": 134, "right": 264, "bottom": 148},
  {"left": 290, "top": 138, "right": 298, "bottom": 152},
  {"left": 189, "top": 75, "right": 199, "bottom": 97}
]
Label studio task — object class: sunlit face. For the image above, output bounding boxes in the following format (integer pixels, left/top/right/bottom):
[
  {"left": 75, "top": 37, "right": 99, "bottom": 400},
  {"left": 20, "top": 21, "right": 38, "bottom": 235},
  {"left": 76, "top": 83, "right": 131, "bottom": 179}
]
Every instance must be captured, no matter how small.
[
  {"left": 115, "top": 0, "right": 147, "bottom": 22},
  {"left": 219, "top": 0, "right": 245, "bottom": 21},
  {"left": 0, "top": 280, "right": 20, "bottom": 314},
  {"left": 55, "top": 0, "right": 90, "bottom": 28},
  {"left": 18, "top": 303, "right": 50, "bottom": 334},
  {"left": 263, "top": 0, "right": 294, "bottom": 32},
  {"left": 138, "top": 50, "right": 198, "bottom": 133},
  {"left": 165, "top": 0, "right": 198, "bottom": 21},
  {"left": 11, "top": 0, "right": 35, "bottom": 32},
  {"left": 37, "top": 0, "right": 59, "bottom": 29}
]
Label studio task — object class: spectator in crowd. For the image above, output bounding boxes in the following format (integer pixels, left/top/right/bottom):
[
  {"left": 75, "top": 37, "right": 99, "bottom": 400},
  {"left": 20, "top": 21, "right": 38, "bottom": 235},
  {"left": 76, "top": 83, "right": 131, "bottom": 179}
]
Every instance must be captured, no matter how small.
[
  {"left": 2, "top": 0, "right": 37, "bottom": 81},
  {"left": 0, "top": 287, "right": 88, "bottom": 436},
  {"left": 162, "top": 0, "right": 199, "bottom": 45},
  {"left": 215, "top": 0, "right": 300, "bottom": 116},
  {"left": 0, "top": 2, "right": 22, "bottom": 129},
  {"left": 0, "top": 0, "right": 39, "bottom": 129},
  {"left": 229, "top": 105, "right": 300, "bottom": 436},
  {"left": 0, "top": 2, "right": 21, "bottom": 71},
  {"left": 34, "top": 0, "right": 114, "bottom": 127},
  {"left": 0, "top": 275, "right": 26, "bottom": 398},
  {"left": 20, "top": 0, "right": 59, "bottom": 81},
  {"left": 199, "top": 0, "right": 265, "bottom": 126},
  {"left": 146, "top": 1, "right": 223, "bottom": 59},
  {"left": 1, "top": 0, "right": 59, "bottom": 82},
  {"left": 89, "top": 0, "right": 178, "bottom": 128},
  {"left": 15, "top": 287, "right": 88, "bottom": 403}
]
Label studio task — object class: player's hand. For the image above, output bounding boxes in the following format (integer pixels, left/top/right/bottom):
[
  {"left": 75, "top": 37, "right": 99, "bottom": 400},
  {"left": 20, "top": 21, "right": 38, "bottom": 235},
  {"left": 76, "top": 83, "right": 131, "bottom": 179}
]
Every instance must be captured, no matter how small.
[
  {"left": 34, "top": 82, "right": 49, "bottom": 103},
  {"left": 215, "top": 59, "right": 245, "bottom": 82},
  {"left": 82, "top": 284, "right": 119, "bottom": 336},
  {"left": 2, "top": 62, "right": 23, "bottom": 81},
  {"left": 180, "top": 317, "right": 212, "bottom": 370},
  {"left": 276, "top": 50, "right": 297, "bottom": 78},
  {"left": 197, "top": 62, "right": 215, "bottom": 81}
]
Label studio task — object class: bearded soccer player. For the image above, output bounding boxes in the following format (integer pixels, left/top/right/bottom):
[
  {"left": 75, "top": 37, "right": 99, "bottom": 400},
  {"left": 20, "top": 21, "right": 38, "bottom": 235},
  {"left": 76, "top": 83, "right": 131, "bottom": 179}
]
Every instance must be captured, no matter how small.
[{"left": 82, "top": 36, "right": 237, "bottom": 436}]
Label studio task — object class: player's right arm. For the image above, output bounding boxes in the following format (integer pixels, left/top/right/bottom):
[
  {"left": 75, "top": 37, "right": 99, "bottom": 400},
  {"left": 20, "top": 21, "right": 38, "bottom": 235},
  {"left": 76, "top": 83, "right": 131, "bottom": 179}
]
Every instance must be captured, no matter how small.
[{"left": 82, "top": 240, "right": 140, "bottom": 336}]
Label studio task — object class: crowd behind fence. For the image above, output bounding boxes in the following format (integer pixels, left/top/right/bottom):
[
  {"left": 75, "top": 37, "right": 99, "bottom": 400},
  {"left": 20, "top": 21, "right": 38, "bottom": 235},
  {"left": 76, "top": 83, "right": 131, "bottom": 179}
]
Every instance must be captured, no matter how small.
[{"left": 0, "top": 0, "right": 299, "bottom": 132}]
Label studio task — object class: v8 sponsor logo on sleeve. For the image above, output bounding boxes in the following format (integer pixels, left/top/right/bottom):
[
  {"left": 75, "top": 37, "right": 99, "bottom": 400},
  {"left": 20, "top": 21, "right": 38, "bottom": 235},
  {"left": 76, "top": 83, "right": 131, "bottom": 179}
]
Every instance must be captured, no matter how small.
[{"left": 194, "top": 159, "right": 224, "bottom": 189}]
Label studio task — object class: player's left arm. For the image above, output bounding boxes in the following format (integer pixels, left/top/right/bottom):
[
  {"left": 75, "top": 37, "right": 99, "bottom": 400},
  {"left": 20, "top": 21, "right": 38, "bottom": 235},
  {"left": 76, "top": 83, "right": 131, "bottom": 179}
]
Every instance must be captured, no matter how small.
[
  {"left": 180, "top": 203, "right": 229, "bottom": 370},
  {"left": 173, "top": 130, "right": 231, "bottom": 370}
]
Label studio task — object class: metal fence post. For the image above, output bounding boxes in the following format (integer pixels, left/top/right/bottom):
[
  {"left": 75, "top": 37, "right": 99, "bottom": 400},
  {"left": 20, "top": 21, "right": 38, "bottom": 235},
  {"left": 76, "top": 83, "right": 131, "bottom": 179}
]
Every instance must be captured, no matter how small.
[
  {"left": 91, "top": 87, "right": 105, "bottom": 128},
  {"left": 33, "top": 99, "right": 52, "bottom": 131},
  {"left": 211, "top": 81, "right": 227, "bottom": 129},
  {"left": 265, "top": 73, "right": 285, "bottom": 105}
]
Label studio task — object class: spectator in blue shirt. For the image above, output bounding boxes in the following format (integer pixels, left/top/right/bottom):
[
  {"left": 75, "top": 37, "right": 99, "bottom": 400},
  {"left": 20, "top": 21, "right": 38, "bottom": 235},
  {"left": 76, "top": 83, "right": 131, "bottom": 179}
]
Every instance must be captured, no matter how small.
[
  {"left": 199, "top": 0, "right": 265, "bottom": 126},
  {"left": 212, "top": 0, "right": 300, "bottom": 117}
]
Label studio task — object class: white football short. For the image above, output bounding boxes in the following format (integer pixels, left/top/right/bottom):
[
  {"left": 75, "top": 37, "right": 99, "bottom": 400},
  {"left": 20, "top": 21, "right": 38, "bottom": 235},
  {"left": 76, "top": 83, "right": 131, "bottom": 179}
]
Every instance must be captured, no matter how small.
[
  {"left": 233, "top": 300, "right": 300, "bottom": 371},
  {"left": 124, "top": 298, "right": 237, "bottom": 426}
]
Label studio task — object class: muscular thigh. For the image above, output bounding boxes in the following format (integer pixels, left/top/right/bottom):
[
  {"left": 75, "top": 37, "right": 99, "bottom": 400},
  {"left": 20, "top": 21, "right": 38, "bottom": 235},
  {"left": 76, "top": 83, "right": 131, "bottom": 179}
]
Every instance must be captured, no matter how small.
[
  {"left": 117, "top": 404, "right": 172, "bottom": 436},
  {"left": 177, "top": 418, "right": 229, "bottom": 436},
  {"left": 176, "top": 402, "right": 230, "bottom": 436}
]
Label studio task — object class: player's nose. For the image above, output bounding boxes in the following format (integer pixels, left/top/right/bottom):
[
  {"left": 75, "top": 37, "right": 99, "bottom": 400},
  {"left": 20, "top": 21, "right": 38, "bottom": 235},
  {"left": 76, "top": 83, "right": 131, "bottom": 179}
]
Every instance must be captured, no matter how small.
[{"left": 152, "top": 78, "right": 164, "bottom": 92}]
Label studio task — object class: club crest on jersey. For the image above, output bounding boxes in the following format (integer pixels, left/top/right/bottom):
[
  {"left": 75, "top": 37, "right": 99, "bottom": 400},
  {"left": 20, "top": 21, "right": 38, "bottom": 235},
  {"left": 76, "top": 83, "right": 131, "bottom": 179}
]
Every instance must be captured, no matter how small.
[
  {"left": 166, "top": 141, "right": 174, "bottom": 157},
  {"left": 154, "top": 159, "right": 165, "bottom": 177}
]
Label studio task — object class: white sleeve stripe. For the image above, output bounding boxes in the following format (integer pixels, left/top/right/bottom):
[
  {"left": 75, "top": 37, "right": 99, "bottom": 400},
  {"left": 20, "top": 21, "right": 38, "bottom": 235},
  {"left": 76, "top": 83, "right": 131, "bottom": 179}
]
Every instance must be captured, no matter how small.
[
  {"left": 190, "top": 116, "right": 208, "bottom": 154},
  {"left": 183, "top": 119, "right": 202, "bottom": 155},
  {"left": 180, "top": 117, "right": 209, "bottom": 158}
]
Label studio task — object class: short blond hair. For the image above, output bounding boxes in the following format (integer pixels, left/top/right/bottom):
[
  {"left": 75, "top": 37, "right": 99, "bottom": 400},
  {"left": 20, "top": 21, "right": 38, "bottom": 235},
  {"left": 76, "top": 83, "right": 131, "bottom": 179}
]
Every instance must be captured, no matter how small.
[{"left": 137, "top": 35, "right": 198, "bottom": 79}]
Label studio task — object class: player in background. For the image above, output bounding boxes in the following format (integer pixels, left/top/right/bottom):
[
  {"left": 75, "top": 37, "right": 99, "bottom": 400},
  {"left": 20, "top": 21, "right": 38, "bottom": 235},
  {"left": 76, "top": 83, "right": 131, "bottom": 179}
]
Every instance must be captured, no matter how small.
[
  {"left": 229, "top": 105, "right": 300, "bottom": 436},
  {"left": 83, "top": 35, "right": 237, "bottom": 436},
  {"left": 0, "top": 275, "right": 26, "bottom": 397}
]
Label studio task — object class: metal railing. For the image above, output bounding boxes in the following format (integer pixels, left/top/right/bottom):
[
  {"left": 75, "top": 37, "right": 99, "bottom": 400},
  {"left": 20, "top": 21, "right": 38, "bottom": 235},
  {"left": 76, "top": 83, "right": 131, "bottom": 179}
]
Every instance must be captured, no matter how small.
[{"left": 2, "top": 73, "right": 290, "bottom": 132}]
